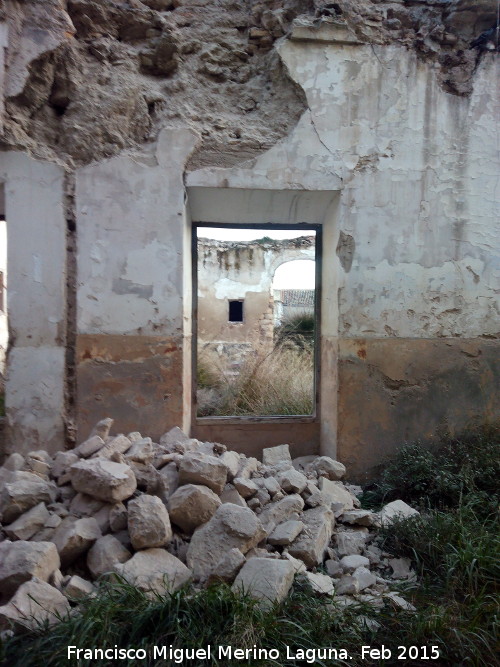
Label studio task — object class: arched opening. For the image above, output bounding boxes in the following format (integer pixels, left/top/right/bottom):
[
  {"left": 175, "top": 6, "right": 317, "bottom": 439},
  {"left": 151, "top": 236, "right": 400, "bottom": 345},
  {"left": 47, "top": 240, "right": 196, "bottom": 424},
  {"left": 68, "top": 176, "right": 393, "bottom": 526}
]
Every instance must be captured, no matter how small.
[{"left": 194, "top": 225, "right": 319, "bottom": 417}]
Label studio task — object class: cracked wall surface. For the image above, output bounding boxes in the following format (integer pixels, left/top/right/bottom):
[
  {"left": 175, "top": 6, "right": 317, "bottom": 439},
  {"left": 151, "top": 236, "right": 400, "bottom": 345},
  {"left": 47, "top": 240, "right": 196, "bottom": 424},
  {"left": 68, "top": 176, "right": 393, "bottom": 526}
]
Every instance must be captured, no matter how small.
[{"left": 0, "top": 1, "right": 498, "bottom": 476}]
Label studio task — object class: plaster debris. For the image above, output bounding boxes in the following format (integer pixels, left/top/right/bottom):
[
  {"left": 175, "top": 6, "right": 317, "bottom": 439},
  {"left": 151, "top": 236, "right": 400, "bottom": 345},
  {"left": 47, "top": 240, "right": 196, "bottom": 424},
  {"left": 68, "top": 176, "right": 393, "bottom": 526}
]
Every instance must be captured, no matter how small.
[{"left": 0, "top": 419, "right": 421, "bottom": 632}]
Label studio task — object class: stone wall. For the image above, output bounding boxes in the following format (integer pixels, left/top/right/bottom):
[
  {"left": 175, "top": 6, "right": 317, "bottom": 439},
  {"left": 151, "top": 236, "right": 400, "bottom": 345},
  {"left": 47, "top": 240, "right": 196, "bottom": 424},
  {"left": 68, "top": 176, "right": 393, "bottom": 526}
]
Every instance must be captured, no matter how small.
[{"left": 0, "top": 2, "right": 498, "bottom": 478}]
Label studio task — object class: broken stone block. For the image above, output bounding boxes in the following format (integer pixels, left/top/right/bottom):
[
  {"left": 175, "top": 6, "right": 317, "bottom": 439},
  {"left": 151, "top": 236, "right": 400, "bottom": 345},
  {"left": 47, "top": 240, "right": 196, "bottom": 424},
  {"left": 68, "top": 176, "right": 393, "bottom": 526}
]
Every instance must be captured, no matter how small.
[
  {"left": 129, "top": 461, "right": 161, "bottom": 494},
  {"left": 219, "top": 450, "right": 240, "bottom": 480},
  {"left": 157, "top": 461, "right": 179, "bottom": 498},
  {"left": 159, "top": 426, "right": 192, "bottom": 453},
  {"left": 0, "top": 472, "right": 56, "bottom": 523},
  {"left": 168, "top": 484, "right": 221, "bottom": 534},
  {"left": 124, "top": 438, "right": 154, "bottom": 464},
  {"left": 380, "top": 500, "right": 419, "bottom": 526},
  {"left": 207, "top": 548, "right": 246, "bottom": 584},
  {"left": 220, "top": 484, "right": 247, "bottom": 507},
  {"left": 389, "top": 557, "right": 413, "bottom": 579},
  {"left": 186, "top": 504, "right": 265, "bottom": 580},
  {"left": 64, "top": 575, "right": 95, "bottom": 599},
  {"left": 69, "top": 492, "right": 104, "bottom": 517},
  {"left": 178, "top": 453, "right": 228, "bottom": 495},
  {"left": 91, "top": 418, "right": 114, "bottom": 441},
  {"left": 301, "top": 571, "right": 335, "bottom": 595},
  {"left": 340, "top": 554, "right": 370, "bottom": 573},
  {"left": 236, "top": 457, "right": 259, "bottom": 479},
  {"left": 352, "top": 566, "right": 376, "bottom": 591},
  {"left": 0, "top": 541, "right": 61, "bottom": 601},
  {"left": 312, "top": 456, "right": 346, "bottom": 480},
  {"left": 128, "top": 495, "right": 172, "bottom": 550},
  {"left": 2, "top": 453, "right": 25, "bottom": 471},
  {"left": 317, "top": 477, "right": 354, "bottom": 511},
  {"left": 276, "top": 468, "right": 308, "bottom": 494},
  {"left": 87, "top": 534, "right": 132, "bottom": 579},
  {"left": 70, "top": 459, "right": 137, "bottom": 503},
  {"left": 24, "top": 452, "right": 51, "bottom": 479},
  {"left": 334, "top": 575, "right": 359, "bottom": 595},
  {"left": 0, "top": 579, "right": 70, "bottom": 631},
  {"left": 52, "top": 517, "right": 101, "bottom": 566},
  {"left": 51, "top": 451, "right": 80, "bottom": 479},
  {"left": 281, "top": 552, "right": 307, "bottom": 574},
  {"left": 325, "top": 559, "right": 343, "bottom": 577},
  {"left": 262, "top": 476, "right": 281, "bottom": 497},
  {"left": 95, "top": 434, "right": 133, "bottom": 460},
  {"left": 335, "top": 529, "right": 369, "bottom": 557},
  {"left": 292, "top": 455, "right": 316, "bottom": 472},
  {"left": 268, "top": 520, "right": 304, "bottom": 546},
  {"left": 233, "top": 477, "right": 259, "bottom": 499},
  {"left": 262, "top": 444, "right": 291, "bottom": 467},
  {"left": 255, "top": 487, "right": 271, "bottom": 506},
  {"left": 109, "top": 502, "right": 128, "bottom": 532},
  {"left": 341, "top": 509, "right": 377, "bottom": 527},
  {"left": 258, "top": 494, "right": 305, "bottom": 535},
  {"left": 232, "top": 558, "right": 295, "bottom": 609},
  {"left": 364, "top": 544, "right": 383, "bottom": 566},
  {"left": 75, "top": 435, "right": 105, "bottom": 458},
  {"left": 288, "top": 506, "right": 334, "bottom": 567},
  {"left": 4, "top": 502, "right": 50, "bottom": 541},
  {"left": 114, "top": 548, "right": 191, "bottom": 595},
  {"left": 384, "top": 591, "right": 416, "bottom": 612}
]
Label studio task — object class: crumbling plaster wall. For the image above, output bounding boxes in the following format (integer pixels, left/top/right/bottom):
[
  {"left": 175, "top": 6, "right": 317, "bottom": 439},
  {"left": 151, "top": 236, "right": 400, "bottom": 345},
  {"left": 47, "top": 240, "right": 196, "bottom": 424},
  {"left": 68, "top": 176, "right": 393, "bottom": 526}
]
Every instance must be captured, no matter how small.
[
  {"left": 187, "top": 29, "right": 499, "bottom": 478},
  {"left": 197, "top": 236, "right": 315, "bottom": 356},
  {"left": 0, "top": 1, "right": 498, "bottom": 476}
]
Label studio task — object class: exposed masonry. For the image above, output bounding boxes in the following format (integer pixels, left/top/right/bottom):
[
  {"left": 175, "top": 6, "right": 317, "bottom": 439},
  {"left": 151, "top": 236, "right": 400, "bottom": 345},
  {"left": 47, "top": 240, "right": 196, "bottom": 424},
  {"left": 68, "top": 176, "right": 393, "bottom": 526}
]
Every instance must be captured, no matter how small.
[{"left": 0, "top": 1, "right": 498, "bottom": 170}]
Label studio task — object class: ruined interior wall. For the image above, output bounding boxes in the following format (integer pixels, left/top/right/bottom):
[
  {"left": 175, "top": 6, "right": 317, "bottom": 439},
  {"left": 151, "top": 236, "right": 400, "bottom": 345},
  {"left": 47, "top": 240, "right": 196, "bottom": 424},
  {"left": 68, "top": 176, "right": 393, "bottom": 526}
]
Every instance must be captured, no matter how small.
[
  {"left": 0, "top": 218, "right": 6, "bottom": 375},
  {"left": 197, "top": 237, "right": 315, "bottom": 365},
  {"left": 0, "top": 153, "right": 67, "bottom": 456},
  {"left": 188, "top": 34, "right": 499, "bottom": 479}
]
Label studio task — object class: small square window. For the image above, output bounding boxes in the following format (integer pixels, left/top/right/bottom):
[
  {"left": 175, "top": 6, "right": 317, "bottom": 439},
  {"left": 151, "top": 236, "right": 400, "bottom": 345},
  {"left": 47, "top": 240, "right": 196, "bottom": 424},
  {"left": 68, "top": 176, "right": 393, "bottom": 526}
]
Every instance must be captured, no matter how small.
[{"left": 229, "top": 300, "right": 243, "bottom": 322}]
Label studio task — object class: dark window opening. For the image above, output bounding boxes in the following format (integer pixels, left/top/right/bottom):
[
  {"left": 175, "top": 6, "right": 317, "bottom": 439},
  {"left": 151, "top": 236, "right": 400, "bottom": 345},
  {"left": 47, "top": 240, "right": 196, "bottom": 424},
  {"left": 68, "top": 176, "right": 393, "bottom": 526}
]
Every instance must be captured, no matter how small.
[{"left": 229, "top": 300, "right": 243, "bottom": 323}]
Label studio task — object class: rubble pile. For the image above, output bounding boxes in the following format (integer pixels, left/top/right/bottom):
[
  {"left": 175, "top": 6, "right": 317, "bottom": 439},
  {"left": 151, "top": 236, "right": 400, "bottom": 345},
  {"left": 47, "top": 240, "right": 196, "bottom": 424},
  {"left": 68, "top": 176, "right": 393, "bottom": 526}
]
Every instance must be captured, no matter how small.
[{"left": 0, "top": 419, "right": 419, "bottom": 631}]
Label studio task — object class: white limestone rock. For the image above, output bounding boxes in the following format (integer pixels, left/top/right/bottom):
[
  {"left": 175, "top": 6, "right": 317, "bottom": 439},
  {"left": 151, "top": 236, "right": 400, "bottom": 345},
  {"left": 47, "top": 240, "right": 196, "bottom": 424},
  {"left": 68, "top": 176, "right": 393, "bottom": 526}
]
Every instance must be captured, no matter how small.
[
  {"left": 258, "top": 494, "right": 305, "bottom": 536},
  {"left": 186, "top": 504, "right": 265, "bottom": 580},
  {"left": 0, "top": 541, "right": 61, "bottom": 601},
  {"left": 207, "top": 548, "right": 246, "bottom": 584},
  {"left": 276, "top": 468, "right": 308, "bottom": 494},
  {"left": 288, "top": 506, "right": 334, "bottom": 567},
  {"left": 325, "top": 559, "right": 342, "bottom": 577},
  {"left": 87, "top": 534, "right": 132, "bottom": 579},
  {"left": 69, "top": 492, "right": 104, "bottom": 517},
  {"left": 168, "top": 484, "right": 221, "bottom": 534},
  {"left": 74, "top": 435, "right": 105, "bottom": 458},
  {"left": 220, "top": 484, "right": 247, "bottom": 507},
  {"left": 4, "top": 502, "right": 50, "bottom": 541},
  {"left": 95, "top": 434, "right": 133, "bottom": 460},
  {"left": 352, "top": 566, "right": 376, "bottom": 591},
  {"left": 0, "top": 579, "right": 70, "bottom": 631},
  {"left": 262, "top": 444, "right": 292, "bottom": 467},
  {"left": 51, "top": 451, "right": 79, "bottom": 479},
  {"left": 109, "top": 502, "right": 128, "bottom": 532},
  {"left": 312, "top": 456, "right": 346, "bottom": 480},
  {"left": 268, "top": 520, "right": 304, "bottom": 546},
  {"left": 124, "top": 438, "right": 154, "bottom": 464},
  {"left": 301, "top": 571, "right": 335, "bottom": 595},
  {"left": 380, "top": 500, "right": 420, "bottom": 526},
  {"left": 389, "top": 557, "right": 413, "bottom": 579},
  {"left": 157, "top": 462, "right": 179, "bottom": 498},
  {"left": 2, "top": 453, "right": 25, "bottom": 471},
  {"left": 334, "top": 575, "right": 359, "bottom": 595},
  {"left": 0, "top": 471, "right": 56, "bottom": 523},
  {"left": 90, "top": 418, "right": 114, "bottom": 440},
  {"left": 52, "top": 517, "right": 101, "bottom": 566},
  {"left": 281, "top": 552, "right": 307, "bottom": 574},
  {"left": 64, "top": 575, "right": 96, "bottom": 599},
  {"left": 232, "top": 557, "right": 295, "bottom": 608},
  {"left": 236, "top": 457, "right": 259, "bottom": 479},
  {"left": 178, "top": 453, "right": 228, "bottom": 495},
  {"left": 335, "top": 529, "right": 369, "bottom": 557},
  {"left": 340, "top": 554, "right": 370, "bottom": 573},
  {"left": 114, "top": 548, "right": 191, "bottom": 595},
  {"left": 317, "top": 477, "right": 354, "bottom": 511},
  {"left": 233, "top": 477, "right": 259, "bottom": 499},
  {"left": 128, "top": 495, "right": 172, "bottom": 550},
  {"left": 384, "top": 592, "right": 416, "bottom": 612},
  {"left": 341, "top": 509, "right": 377, "bottom": 527},
  {"left": 70, "top": 458, "right": 137, "bottom": 503},
  {"left": 219, "top": 450, "right": 240, "bottom": 480}
]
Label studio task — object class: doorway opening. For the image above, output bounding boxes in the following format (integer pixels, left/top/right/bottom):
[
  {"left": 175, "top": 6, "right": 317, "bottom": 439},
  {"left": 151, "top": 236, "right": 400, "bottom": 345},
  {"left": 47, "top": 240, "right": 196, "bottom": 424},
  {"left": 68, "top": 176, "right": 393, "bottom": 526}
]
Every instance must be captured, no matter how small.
[{"left": 194, "top": 223, "right": 321, "bottom": 419}]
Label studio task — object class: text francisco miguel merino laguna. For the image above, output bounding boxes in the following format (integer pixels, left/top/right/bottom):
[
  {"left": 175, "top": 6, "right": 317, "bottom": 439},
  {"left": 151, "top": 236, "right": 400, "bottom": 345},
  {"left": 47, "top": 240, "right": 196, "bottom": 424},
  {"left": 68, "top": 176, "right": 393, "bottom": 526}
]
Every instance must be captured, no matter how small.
[{"left": 67, "top": 644, "right": 354, "bottom": 662}]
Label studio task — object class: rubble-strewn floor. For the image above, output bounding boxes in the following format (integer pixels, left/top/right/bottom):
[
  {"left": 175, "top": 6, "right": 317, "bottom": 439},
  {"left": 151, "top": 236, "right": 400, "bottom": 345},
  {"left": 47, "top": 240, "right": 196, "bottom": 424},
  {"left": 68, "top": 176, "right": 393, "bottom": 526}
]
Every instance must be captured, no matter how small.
[{"left": 0, "top": 418, "right": 420, "bottom": 631}]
